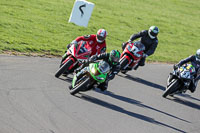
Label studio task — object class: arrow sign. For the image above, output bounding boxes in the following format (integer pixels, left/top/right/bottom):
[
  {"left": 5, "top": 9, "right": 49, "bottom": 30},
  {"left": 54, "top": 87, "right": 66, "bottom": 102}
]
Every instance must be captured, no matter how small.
[
  {"left": 79, "top": 4, "right": 86, "bottom": 17},
  {"left": 68, "top": 0, "right": 95, "bottom": 27}
]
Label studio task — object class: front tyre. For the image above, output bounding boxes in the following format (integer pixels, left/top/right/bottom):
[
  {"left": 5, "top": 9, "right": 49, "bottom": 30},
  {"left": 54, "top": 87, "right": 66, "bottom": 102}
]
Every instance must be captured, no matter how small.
[
  {"left": 70, "top": 77, "right": 90, "bottom": 95},
  {"left": 163, "top": 79, "right": 180, "bottom": 98},
  {"left": 55, "top": 59, "right": 74, "bottom": 78},
  {"left": 120, "top": 57, "right": 129, "bottom": 70}
]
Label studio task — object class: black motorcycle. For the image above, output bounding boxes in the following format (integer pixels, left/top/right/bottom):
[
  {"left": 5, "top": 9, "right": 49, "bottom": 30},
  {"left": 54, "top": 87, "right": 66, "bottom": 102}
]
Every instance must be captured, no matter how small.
[{"left": 163, "top": 64, "right": 196, "bottom": 98}]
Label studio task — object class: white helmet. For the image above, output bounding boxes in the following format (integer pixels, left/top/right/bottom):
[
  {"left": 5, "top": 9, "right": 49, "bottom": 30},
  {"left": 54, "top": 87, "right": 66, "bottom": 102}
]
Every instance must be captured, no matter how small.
[
  {"left": 148, "top": 26, "right": 159, "bottom": 39},
  {"left": 96, "top": 29, "right": 107, "bottom": 43},
  {"left": 196, "top": 49, "right": 200, "bottom": 62}
]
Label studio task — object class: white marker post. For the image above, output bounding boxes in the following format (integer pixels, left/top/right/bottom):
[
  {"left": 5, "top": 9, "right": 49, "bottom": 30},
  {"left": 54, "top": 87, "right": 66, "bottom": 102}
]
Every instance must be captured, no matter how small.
[{"left": 68, "top": 0, "right": 95, "bottom": 27}]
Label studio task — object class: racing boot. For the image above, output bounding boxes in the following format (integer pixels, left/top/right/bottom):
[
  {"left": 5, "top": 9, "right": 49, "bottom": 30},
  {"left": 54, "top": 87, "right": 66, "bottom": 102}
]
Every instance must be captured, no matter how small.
[
  {"left": 134, "top": 57, "right": 146, "bottom": 70},
  {"left": 97, "top": 81, "right": 108, "bottom": 91},
  {"left": 189, "top": 81, "right": 196, "bottom": 93}
]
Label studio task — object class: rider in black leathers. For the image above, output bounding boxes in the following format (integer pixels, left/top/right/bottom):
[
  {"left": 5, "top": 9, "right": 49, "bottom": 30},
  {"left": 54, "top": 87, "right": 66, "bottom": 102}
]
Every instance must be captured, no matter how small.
[
  {"left": 173, "top": 49, "right": 200, "bottom": 93},
  {"left": 122, "top": 26, "right": 159, "bottom": 70},
  {"left": 74, "top": 50, "right": 121, "bottom": 91}
]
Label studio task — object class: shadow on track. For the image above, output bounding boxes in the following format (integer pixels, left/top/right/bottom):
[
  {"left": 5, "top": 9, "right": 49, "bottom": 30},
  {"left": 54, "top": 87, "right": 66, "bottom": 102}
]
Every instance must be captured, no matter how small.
[
  {"left": 118, "top": 74, "right": 165, "bottom": 91},
  {"left": 178, "top": 93, "right": 200, "bottom": 102},
  {"left": 76, "top": 93, "right": 186, "bottom": 133},
  {"left": 58, "top": 76, "right": 73, "bottom": 83},
  {"left": 95, "top": 90, "right": 190, "bottom": 123},
  {"left": 166, "top": 96, "right": 200, "bottom": 110}
]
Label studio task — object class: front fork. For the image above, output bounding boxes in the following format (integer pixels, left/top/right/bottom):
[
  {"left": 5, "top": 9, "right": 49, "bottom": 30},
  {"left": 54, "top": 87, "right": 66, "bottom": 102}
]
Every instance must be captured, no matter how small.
[
  {"left": 167, "top": 74, "right": 190, "bottom": 94},
  {"left": 72, "top": 67, "right": 88, "bottom": 88},
  {"left": 76, "top": 67, "right": 89, "bottom": 81},
  {"left": 60, "top": 53, "right": 68, "bottom": 66},
  {"left": 167, "top": 73, "right": 173, "bottom": 86},
  {"left": 120, "top": 55, "right": 131, "bottom": 70}
]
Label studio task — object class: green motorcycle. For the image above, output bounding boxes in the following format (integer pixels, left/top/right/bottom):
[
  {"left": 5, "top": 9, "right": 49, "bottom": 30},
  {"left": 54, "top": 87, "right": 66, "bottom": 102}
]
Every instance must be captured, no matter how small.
[{"left": 70, "top": 60, "right": 110, "bottom": 95}]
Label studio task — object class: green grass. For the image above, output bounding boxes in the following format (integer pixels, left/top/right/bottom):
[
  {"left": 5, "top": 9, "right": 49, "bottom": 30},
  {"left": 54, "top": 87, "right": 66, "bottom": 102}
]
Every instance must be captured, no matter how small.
[{"left": 0, "top": 0, "right": 200, "bottom": 62}]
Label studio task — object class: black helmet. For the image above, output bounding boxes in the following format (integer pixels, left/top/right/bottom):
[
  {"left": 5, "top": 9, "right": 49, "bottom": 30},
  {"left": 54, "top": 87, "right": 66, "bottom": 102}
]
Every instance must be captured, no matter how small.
[
  {"left": 109, "top": 50, "right": 121, "bottom": 65},
  {"left": 148, "top": 26, "right": 159, "bottom": 39}
]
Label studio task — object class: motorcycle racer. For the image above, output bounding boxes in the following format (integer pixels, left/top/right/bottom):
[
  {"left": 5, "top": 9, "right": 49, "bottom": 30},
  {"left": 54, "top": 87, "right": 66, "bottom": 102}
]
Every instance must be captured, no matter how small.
[
  {"left": 56, "top": 29, "right": 107, "bottom": 77},
  {"left": 66, "top": 29, "right": 107, "bottom": 56},
  {"left": 173, "top": 49, "right": 200, "bottom": 93},
  {"left": 120, "top": 41, "right": 145, "bottom": 74},
  {"left": 73, "top": 50, "right": 121, "bottom": 91},
  {"left": 122, "top": 26, "right": 159, "bottom": 70}
]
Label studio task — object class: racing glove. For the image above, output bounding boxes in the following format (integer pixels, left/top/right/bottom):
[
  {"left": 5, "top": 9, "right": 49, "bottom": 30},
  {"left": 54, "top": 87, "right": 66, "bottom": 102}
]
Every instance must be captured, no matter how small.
[
  {"left": 67, "top": 40, "right": 78, "bottom": 49},
  {"left": 89, "top": 56, "right": 97, "bottom": 63},
  {"left": 128, "top": 39, "right": 132, "bottom": 43},
  {"left": 173, "top": 64, "right": 179, "bottom": 70}
]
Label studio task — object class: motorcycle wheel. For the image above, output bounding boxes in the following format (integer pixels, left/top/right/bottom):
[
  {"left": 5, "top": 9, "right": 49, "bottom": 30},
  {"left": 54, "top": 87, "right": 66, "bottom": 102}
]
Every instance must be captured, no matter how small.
[
  {"left": 55, "top": 59, "right": 74, "bottom": 78},
  {"left": 70, "top": 77, "right": 90, "bottom": 95},
  {"left": 162, "top": 79, "right": 180, "bottom": 98},
  {"left": 120, "top": 57, "right": 129, "bottom": 70}
]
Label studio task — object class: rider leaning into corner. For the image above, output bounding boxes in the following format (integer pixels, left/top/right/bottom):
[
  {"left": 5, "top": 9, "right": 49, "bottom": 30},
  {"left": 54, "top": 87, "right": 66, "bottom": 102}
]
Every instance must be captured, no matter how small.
[
  {"left": 122, "top": 26, "right": 159, "bottom": 70},
  {"left": 172, "top": 49, "right": 200, "bottom": 93},
  {"left": 66, "top": 29, "right": 107, "bottom": 56},
  {"left": 72, "top": 50, "right": 121, "bottom": 91}
]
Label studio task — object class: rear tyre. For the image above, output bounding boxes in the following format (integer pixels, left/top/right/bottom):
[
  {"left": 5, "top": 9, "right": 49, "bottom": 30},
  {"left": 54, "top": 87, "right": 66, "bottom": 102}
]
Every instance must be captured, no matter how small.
[
  {"left": 55, "top": 59, "right": 74, "bottom": 78},
  {"left": 70, "top": 77, "right": 90, "bottom": 95},
  {"left": 163, "top": 79, "right": 180, "bottom": 98}
]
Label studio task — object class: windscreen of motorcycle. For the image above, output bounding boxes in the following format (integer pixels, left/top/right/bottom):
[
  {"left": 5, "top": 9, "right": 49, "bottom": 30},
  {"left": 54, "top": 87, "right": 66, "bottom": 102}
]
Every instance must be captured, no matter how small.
[
  {"left": 131, "top": 45, "right": 142, "bottom": 57},
  {"left": 77, "top": 41, "right": 91, "bottom": 55},
  {"left": 186, "top": 64, "right": 195, "bottom": 73},
  {"left": 180, "top": 70, "right": 191, "bottom": 79},
  {"left": 179, "top": 64, "right": 195, "bottom": 79},
  {"left": 98, "top": 61, "right": 110, "bottom": 74},
  {"left": 134, "top": 41, "right": 145, "bottom": 51}
]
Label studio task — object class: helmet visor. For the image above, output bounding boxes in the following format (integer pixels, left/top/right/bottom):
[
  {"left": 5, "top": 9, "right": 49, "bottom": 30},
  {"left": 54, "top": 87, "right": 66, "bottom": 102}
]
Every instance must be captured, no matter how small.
[
  {"left": 99, "top": 61, "right": 110, "bottom": 74},
  {"left": 150, "top": 30, "right": 158, "bottom": 37},
  {"left": 97, "top": 35, "right": 105, "bottom": 41},
  {"left": 196, "top": 53, "right": 200, "bottom": 59},
  {"left": 111, "top": 56, "right": 119, "bottom": 64}
]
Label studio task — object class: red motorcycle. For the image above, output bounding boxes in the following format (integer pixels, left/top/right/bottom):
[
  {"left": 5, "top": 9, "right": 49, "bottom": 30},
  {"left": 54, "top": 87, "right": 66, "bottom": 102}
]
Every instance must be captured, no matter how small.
[
  {"left": 119, "top": 41, "right": 145, "bottom": 73},
  {"left": 55, "top": 41, "right": 92, "bottom": 78}
]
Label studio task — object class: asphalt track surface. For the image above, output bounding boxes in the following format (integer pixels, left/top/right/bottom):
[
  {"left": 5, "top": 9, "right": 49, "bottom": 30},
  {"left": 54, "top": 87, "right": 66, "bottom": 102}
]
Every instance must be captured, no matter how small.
[{"left": 0, "top": 55, "right": 200, "bottom": 133}]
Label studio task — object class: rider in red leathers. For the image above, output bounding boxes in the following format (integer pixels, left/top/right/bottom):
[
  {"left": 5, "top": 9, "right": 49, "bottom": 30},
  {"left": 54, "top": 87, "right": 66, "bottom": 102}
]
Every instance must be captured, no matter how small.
[
  {"left": 66, "top": 29, "right": 107, "bottom": 56},
  {"left": 57, "top": 29, "right": 107, "bottom": 77}
]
